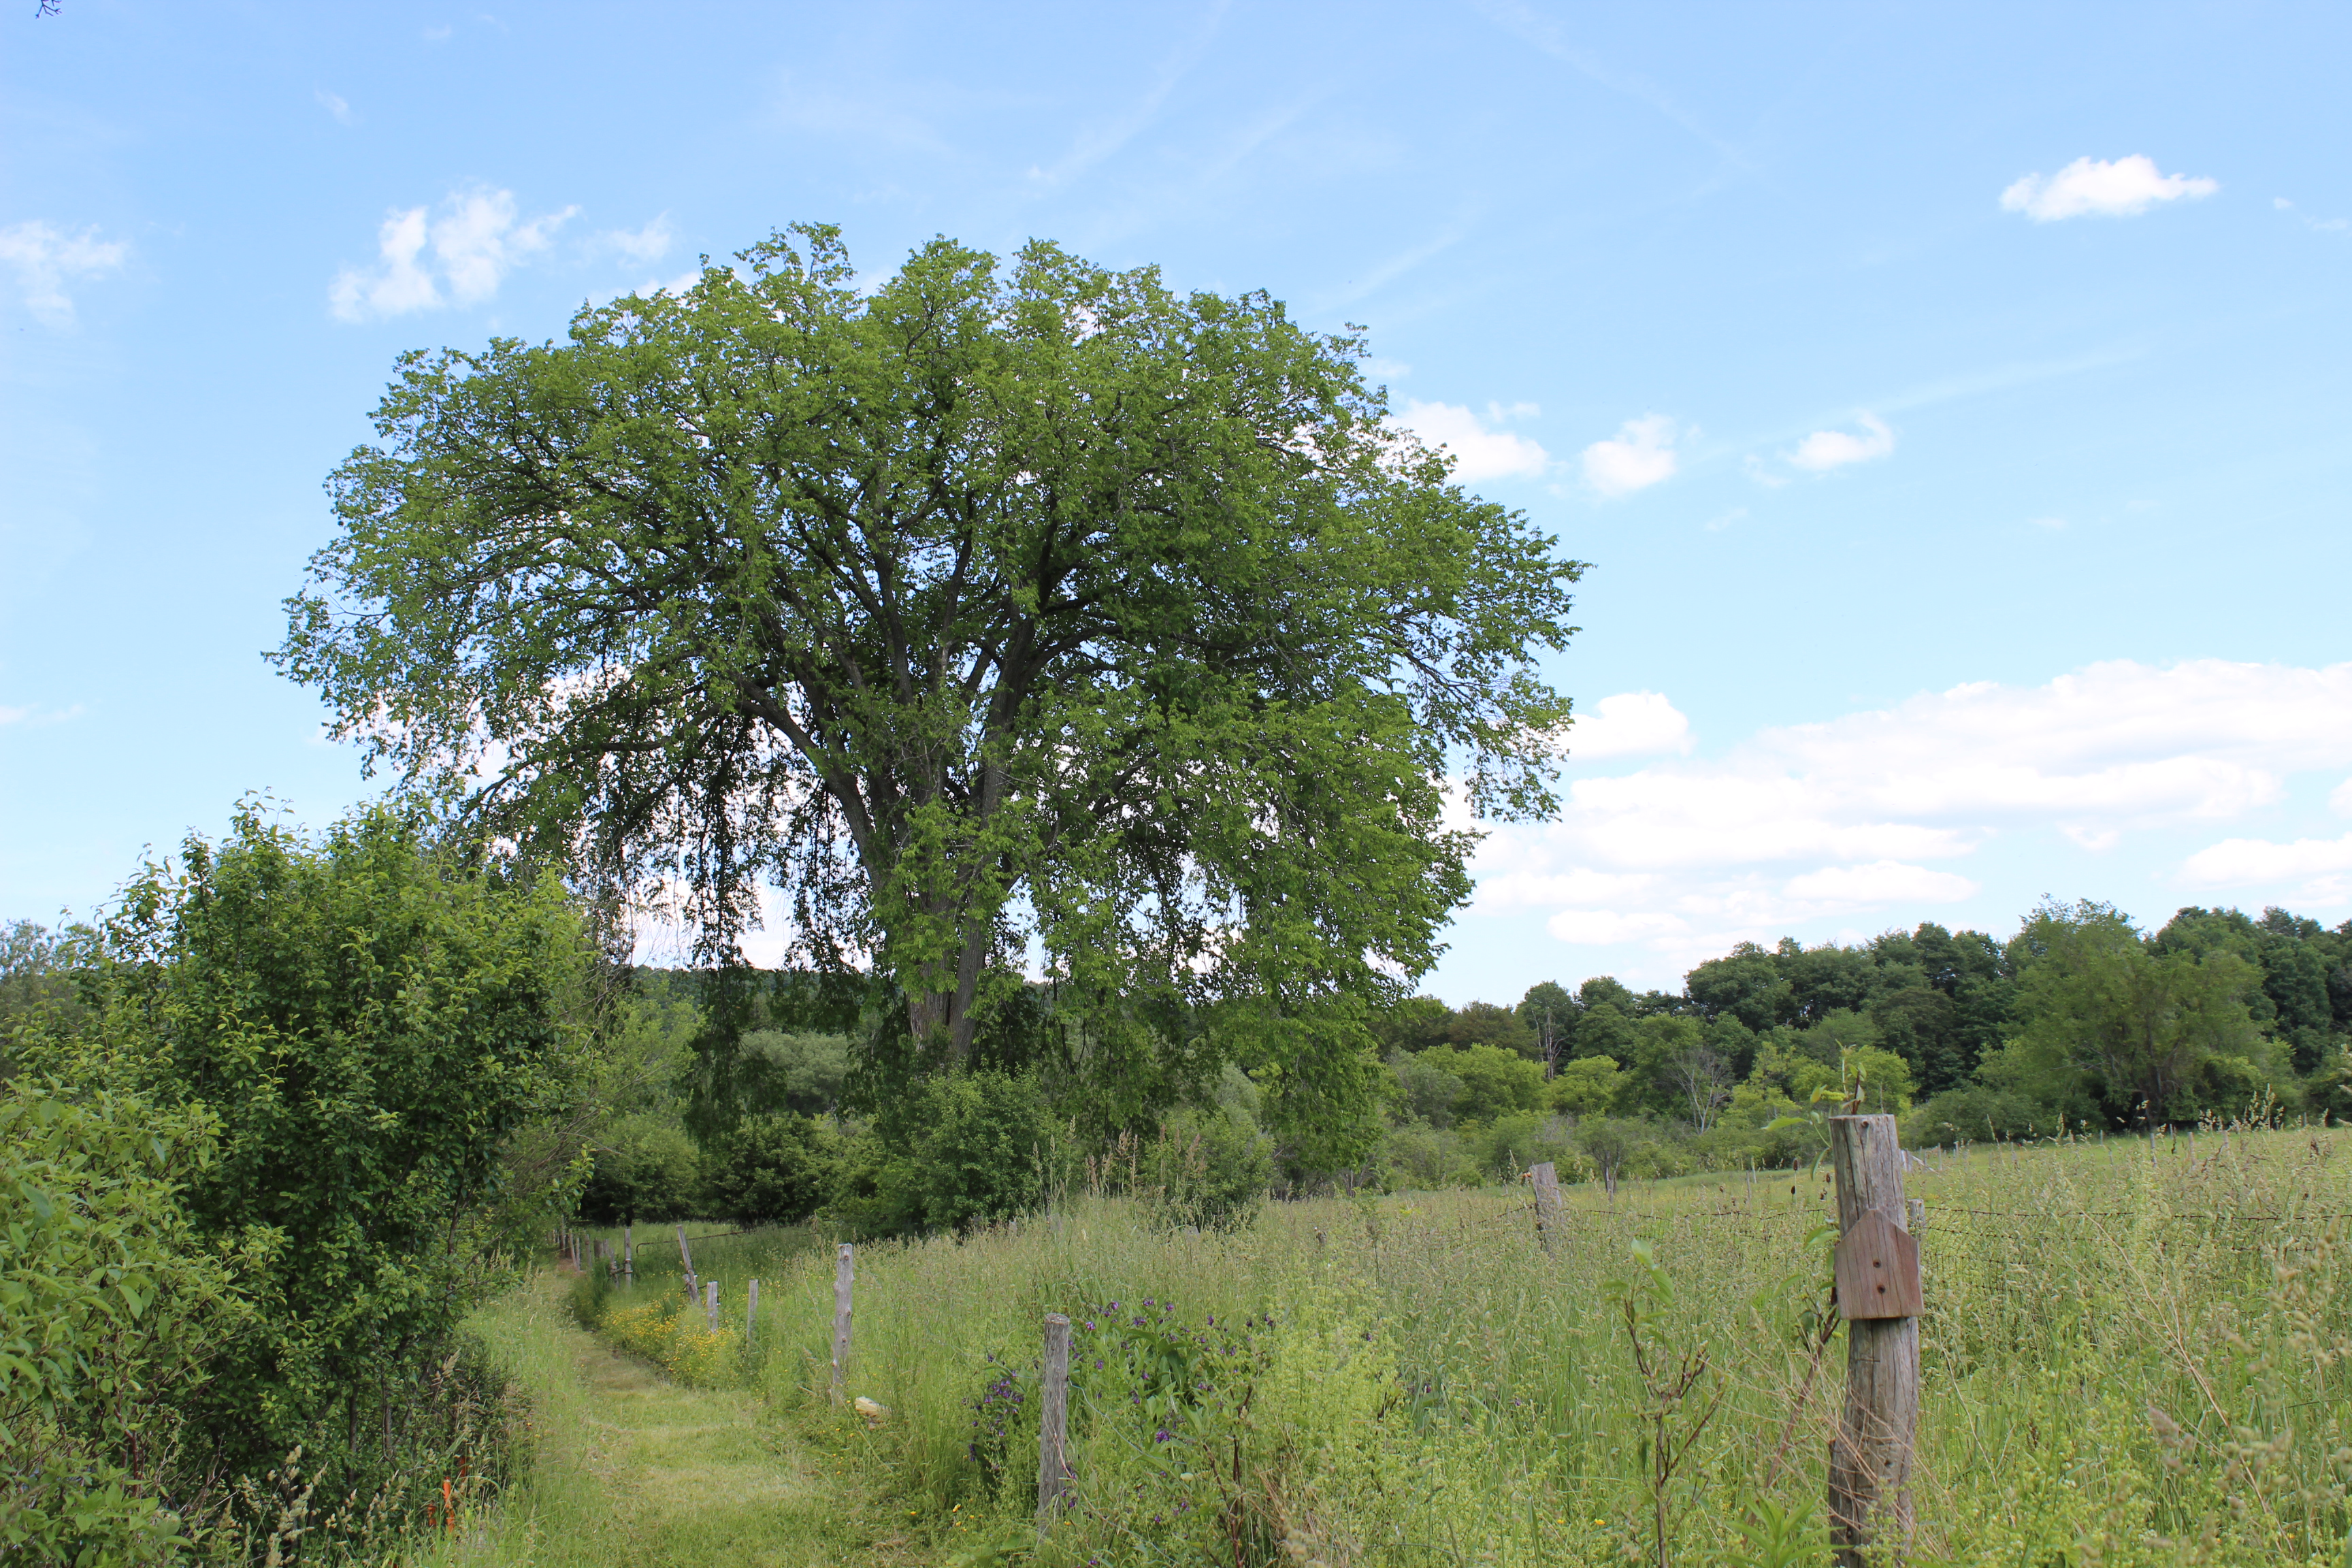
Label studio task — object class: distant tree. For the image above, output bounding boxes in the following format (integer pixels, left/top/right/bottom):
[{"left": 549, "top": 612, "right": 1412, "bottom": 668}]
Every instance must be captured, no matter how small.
[
  {"left": 1782, "top": 941, "right": 1878, "bottom": 1024},
  {"left": 1448, "top": 999, "right": 1535, "bottom": 1057},
  {"left": 1419, "top": 1043, "right": 1543, "bottom": 1124},
  {"left": 1390, "top": 1049, "right": 1467, "bottom": 1128},
  {"left": 1685, "top": 943, "right": 1792, "bottom": 1031},
  {"left": 1578, "top": 976, "right": 1637, "bottom": 1013},
  {"left": 1575, "top": 1000, "right": 1638, "bottom": 1063},
  {"left": 1993, "top": 900, "right": 2272, "bottom": 1128},
  {"left": 277, "top": 225, "right": 1584, "bottom": 1147},
  {"left": 1516, "top": 979, "right": 1577, "bottom": 1075},
  {"left": 1372, "top": 994, "right": 1454, "bottom": 1055},
  {"left": 1576, "top": 1117, "right": 1646, "bottom": 1198},
  {"left": 1547, "top": 1054, "right": 1625, "bottom": 1116}
]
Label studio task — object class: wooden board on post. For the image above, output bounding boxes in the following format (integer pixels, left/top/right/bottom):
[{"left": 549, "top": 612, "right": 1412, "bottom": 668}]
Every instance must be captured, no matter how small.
[
  {"left": 1529, "top": 1161, "right": 1563, "bottom": 1252},
  {"left": 705, "top": 1279, "right": 719, "bottom": 1335},
  {"left": 1827, "top": 1114, "right": 1921, "bottom": 1567},
  {"left": 623, "top": 1221, "right": 634, "bottom": 1279},
  {"left": 1038, "top": 1313, "right": 1073, "bottom": 1526},
  {"left": 1833, "top": 1211, "right": 1921, "bottom": 1319},
  {"left": 830, "top": 1244, "right": 854, "bottom": 1403},
  {"left": 745, "top": 1278, "right": 760, "bottom": 1348}
]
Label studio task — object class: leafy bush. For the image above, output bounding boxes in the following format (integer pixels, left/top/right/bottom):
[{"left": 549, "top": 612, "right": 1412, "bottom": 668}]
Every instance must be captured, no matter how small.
[
  {"left": 1419, "top": 1043, "right": 1544, "bottom": 1124},
  {"left": 0, "top": 1077, "right": 246, "bottom": 1565},
  {"left": 1390, "top": 1049, "right": 1466, "bottom": 1128},
  {"left": 578, "top": 1115, "right": 703, "bottom": 1224},
  {"left": 19, "top": 802, "right": 594, "bottom": 1492},
  {"left": 1469, "top": 1111, "right": 1573, "bottom": 1180},
  {"left": 703, "top": 1111, "right": 837, "bottom": 1225},
  {"left": 1139, "top": 1107, "right": 1273, "bottom": 1232},
  {"left": 830, "top": 1071, "right": 1057, "bottom": 1238}
]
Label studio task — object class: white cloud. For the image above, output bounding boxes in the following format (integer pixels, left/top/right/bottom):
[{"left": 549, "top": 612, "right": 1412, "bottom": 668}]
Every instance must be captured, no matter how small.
[
  {"left": 2000, "top": 155, "right": 2217, "bottom": 222},
  {"left": 1580, "top": 414, "right": 1677, "bottom": 495},
  {"left": 1790, "top": 412, "right": 1894, "bottom": 472},
  {"left": 1784, "top": 861, "right": 1978, "bottom": 905},
  {"left": 593, "top": 216, "right": 672, "bottom": 264},
  {"left": 0, "top": 221, "right": 129, "bottom": 328},
  {"left": 1362, "top": 357, "right": 1411, "bottom": 382},
  {"left": 1397, "top": 399, "right": 1550, "bottom": 482},
  {"left": 2332, "top": 777, "right": 2352, "bottom": 817},
  {"left": 1466, "top": 659, "right": 2352, "bottom": 960},
  {"left": 1547, "top": 909, "right": 1686, "bottom": 945},
  {"left": 1566, "top": 691, "right": 1692, "bottom": 760},
  {"left": 329, "top": 189, "right": 577, "bottom": 321},
  {"left": 316, "top": 88, "right": 356, "bottom": 125},
  {"left": 2180, "top": 832, "right": 2352, "bottom": 906}
]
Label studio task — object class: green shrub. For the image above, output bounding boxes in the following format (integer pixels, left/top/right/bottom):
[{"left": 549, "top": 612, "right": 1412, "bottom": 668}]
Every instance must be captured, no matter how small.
[
  {"left": 704, "top": 1111, "right": 837, "bottom": 1225},
  {"left": 830, "top": 1071, "right": 1056, "bottom": 1238},
  {"left": 21, "top": 802, "right": 594, "bottom": 1491},
  {"left": 578, "top": 1115, "right": 703, "bottom": 1225},
  {"left": 0, "top": 1077, "right": 245, "bottom": 1565},
  {"left": 1418, "top": 1043, "right": 1544, "bottom": 1124},
  {"left": 1139, "top": 1106, "right": 1273, "bottom": 1232}
]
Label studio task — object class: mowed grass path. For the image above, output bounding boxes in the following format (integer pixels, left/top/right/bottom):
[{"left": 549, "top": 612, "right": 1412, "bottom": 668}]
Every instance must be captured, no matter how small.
[{"left": 444, "top": 1275, "right": 932, "bottom": 1568}]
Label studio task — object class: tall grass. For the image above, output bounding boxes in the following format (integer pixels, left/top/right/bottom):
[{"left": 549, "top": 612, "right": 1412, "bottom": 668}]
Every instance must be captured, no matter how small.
[
  {"left": 544, "top": 1130, "right": 2349, "bottom": 1562},
  {"left": 571, "top": 1126, "right": 2347, "bottom": 1566}
]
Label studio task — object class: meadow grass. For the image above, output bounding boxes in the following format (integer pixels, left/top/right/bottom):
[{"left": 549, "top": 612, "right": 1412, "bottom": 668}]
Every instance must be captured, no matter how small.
[{"left": 547, "top": 1126, "right": 2352, "bottom": 1565}]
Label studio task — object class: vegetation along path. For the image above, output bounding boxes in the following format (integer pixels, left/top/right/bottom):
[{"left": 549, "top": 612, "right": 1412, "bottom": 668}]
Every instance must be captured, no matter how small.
[{"left": 448, "top": 1275, "right": 931, "bottom": 1568}]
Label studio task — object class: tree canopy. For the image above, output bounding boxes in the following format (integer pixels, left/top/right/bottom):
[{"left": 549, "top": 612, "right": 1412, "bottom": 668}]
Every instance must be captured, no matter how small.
[{"left": 278, "top": 225, "right": 1583, "bottom": 1125}]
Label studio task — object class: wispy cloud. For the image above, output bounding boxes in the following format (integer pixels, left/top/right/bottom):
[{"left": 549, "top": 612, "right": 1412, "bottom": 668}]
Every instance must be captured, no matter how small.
[
  {"left": 0, "top": 221, "right": 129, "bottom": 329},
  {"left": 2274, "top": 197, "right": 2349, "bottom": 234},
  {"left": 329, "top": 189, "right": 577, "bottom": 321},
  {"left": 1466, "top": 0, "right": 1746, "bottom": 168},
  {"left": 2001, "top": 155, "right": 2217, "bottom": 222},
  {"left": 1398, "top": 399, "right": 1549, "bottom": 482},
  {"left": 1313, "top": 223, "right": 1469, "bottom": 313},
  {"left": 1789, "top": 412, "right": 1894, "bottom": 472},
  {"left": 1581, "top": 414, "right": 1678, "bottom": 496},
  {"left": 1028, "top": 0, "right": 1230, "bottom": 187},
  {"left": 315, "top": 88, "right": 357, "bottom": 125},
  {"left": 591, "top": 216, "right": 673, "bottom": 264}
]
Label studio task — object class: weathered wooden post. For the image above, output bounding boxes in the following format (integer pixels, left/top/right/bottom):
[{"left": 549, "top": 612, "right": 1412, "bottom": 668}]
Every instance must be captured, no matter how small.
[
  {"left": 676, "top": 1225, "right": 698, "bottom": 1301},
  {"left": 623, "top": 1222, "right": 634, "bottom": 1279},
  {"left": 1528, "top": 1161, "right": 1563, "bottom": 1252},
  {"left": 830, "top": 1244, "right": 854, "bottom": 1402},
  {"left": 1038, "top": 1313, "right": 1073, "bottom": 1524},
  {"left": 1828, "top": 1115, "right": 1921, "bottom": 1567},
  {"left": 704, "top": 1279, "right": 719, "bottom": 1335},
  {"left": 745, "top": 1278, "right": 760, "bottom": 1350}
]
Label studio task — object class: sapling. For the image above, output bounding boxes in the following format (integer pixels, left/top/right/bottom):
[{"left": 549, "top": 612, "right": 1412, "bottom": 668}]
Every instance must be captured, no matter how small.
[{"left": 1605, "top": 1237, "right": 1728, "bottom": 1568}]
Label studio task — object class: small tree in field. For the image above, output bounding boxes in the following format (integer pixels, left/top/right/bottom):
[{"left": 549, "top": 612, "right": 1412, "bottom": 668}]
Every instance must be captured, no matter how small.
[{"left": 276, "top": 225, "right": 1584, "bottom": 1143}]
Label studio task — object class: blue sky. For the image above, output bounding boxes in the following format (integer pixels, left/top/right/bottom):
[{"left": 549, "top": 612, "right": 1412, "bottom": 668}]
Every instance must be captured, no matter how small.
[{"left": 5, "top": 1, "right": 2350, "bottom": 1002}]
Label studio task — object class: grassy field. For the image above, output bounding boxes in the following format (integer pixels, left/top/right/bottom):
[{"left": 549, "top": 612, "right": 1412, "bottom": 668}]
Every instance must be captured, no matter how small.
[{"left": 527, "top": 1126, "right": 2350, "bottom": 1566}]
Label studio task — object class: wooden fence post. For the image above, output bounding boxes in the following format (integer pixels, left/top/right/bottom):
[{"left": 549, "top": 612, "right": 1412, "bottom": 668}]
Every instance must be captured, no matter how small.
[
  {"left": 830, "top": 1244, "right": 854, "bottom": 1402},
  {"left": 623, "top": 1222, "right": 634, "bottom": 1279},
  {"left": 1529, "top": 1161, "right": 1563, "bottom": 1252},
  {"left": 745, "top": 1278, "right": 760, "bottom": 1350},
  {"left": 1038, "top": 1312, "right": 1072, "bottom": 1525},
  {"left": 704, "top": 1279, "right": 719, "bottom": 1335},
  {"left": 1827, "top": 1114, "right": 1921, "bottom": 1567},
  {"left": 676, "top": 1225, "right": 698, "bottom": 1301}
]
